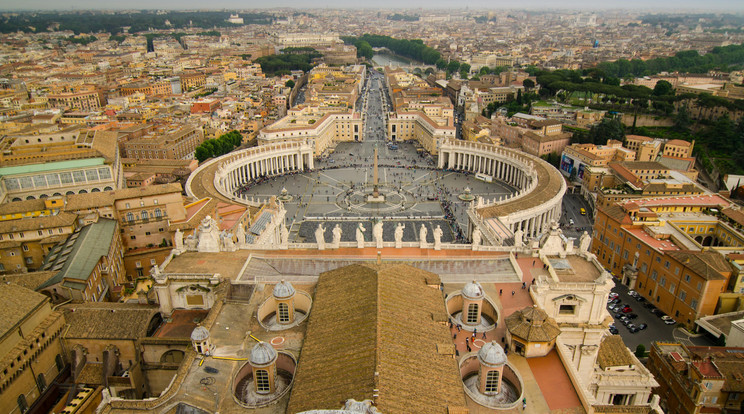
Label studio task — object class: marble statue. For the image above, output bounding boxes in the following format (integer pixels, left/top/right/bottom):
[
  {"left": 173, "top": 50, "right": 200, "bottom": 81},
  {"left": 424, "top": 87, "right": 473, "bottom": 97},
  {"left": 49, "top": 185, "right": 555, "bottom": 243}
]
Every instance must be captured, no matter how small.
[
  {"left": 197, "top": 215, "right": 221, "bottom": 253},
  {"left": 579, "top": 231, "right": 592, "bottom": 253},
  {"left": 185, "top": 235, "right": 198, "bottom": 250},
  {"left": 332, "top": 224, "right": 342, "bottom": 249},
  {"left": 394, "top": 223, "right": 405, "bottom": 248},
  {"left": 472, "top": 228, "right": 482, "bottom": 251},
  {"left": 433, "top": 225, "right": 443, "bottom": 250},
  {"left": 235, "top": 225, "right": 246, "bottom": 247},
  {"left": 220, "top": 231, "right": 236, "bottom": 252},
  {"left": 513, "top": 228, "right": 524, "bottom": 248},
  {"left": 356, "top": 223, "right": 366, "bottom": 248},
  {"left": 280, "top": 223, "right": 289, "bottom": 247},
  {"left": 419, "top": 224, "right": 428, "bottom": 249},
  {"left": 373, "top": 220, "right": 384, "bottom": 248},
  {"left": 174, "top": 228, "right": 184, "bottom": 251},
  {"left": 315, "top": 224, "right": 326, "bottom": 250}
]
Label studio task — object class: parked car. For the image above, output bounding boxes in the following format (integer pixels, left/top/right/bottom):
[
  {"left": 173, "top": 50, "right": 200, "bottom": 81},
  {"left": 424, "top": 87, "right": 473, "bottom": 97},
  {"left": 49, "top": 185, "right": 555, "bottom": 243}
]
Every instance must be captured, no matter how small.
[
  {"left": 609, "top": 292, "right": 619, "bottom": 299},
  {"left": 627, "top": 313, "right": 638, "bottom": 319},
  {"left": 650, "top": 308, "right": 664, "bottom": 316},
  {"left": 609, "top": 325, "right": 619, "bottom": 334},
  {"left": 628, "top": 325, "right": 640, "bottom": 333},
  {"left": 635, "top": 295, "right": 646, "bottom": 303},
  {"left": 622, "top": 306, "right": 633, "bottom": 313},
  {"left": 615, "top": 312, "right": 626, "bottom": 319},
  {"left": 638, "top": 323, "right": 648, "bottom": 330},
  {"left": 661, "top": 316, "right": 677, "bottom": 325},
  {"left": 628, "top": 290, "right": 638, "bottom": 297},
  {"left": 622, "top": 318, "right": 633, "bottom": 326},
  {"left": 644, "top": 302, "right": 657, "bottom": 309}
]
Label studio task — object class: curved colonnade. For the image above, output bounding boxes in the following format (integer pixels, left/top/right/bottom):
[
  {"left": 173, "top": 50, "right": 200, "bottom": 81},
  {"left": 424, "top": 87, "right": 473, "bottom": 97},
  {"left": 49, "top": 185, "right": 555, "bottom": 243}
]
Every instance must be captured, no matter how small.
[
  {"left": 438, "top": 139, "right": 565, "bottom": 245},
  {"left": 186, "top": 140, "right": 314, "bottom": 204},
  {"left": 187, "top": 137, "right": 565, "bottom": 247}
]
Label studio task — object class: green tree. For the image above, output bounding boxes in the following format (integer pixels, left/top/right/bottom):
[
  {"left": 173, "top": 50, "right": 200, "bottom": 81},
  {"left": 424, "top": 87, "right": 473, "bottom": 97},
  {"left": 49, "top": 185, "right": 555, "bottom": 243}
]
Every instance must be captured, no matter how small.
[
  {"left": 285, "top": 79, "right": 295, "bottom": 88},
  {"left": 435, "top": 58, "right": 447, "bottom": 70},
  {"left": 522, "top": 78, "right": 535, "bottom": 90},
  {"left": 653, "top": 80, "right": 674, "bottom": 96},
  {"left": 589, "top": 118, "right": 625, "bottom": 145},
  {"left": 447, "top": 60, "right": 461, "bottom": 74},
  {"left": 635, "top": 344, "right": 646, "bottom": 358},
  {"left": 459, "top": 63, "right": 471, "bottom": 75}
]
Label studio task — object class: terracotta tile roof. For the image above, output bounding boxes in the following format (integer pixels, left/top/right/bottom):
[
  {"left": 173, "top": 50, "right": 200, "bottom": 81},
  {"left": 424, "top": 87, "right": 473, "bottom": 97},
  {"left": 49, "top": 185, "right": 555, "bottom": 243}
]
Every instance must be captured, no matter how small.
[
  {"left": 692, "top": 360, "right": 723, "bottom": 378},
  {"left": 505, "top": 306, "right": 561, "bottom": 343},
  {"left": 0, "top": 282, "right": 48, "bottom": 339},
  {"left": 64, "top": 183, "right": 183, "bottom": 211},
  {"left": 0, "top": 198, "right": 48, "bottom": 215},
  {"left": 717, "top": 361, "right": 744, "bottom": 392},
  {"left": 666, "top": 250, "right": 731, "bottom": 281},
  {"left": 722, "top": 208, "right": 744, "bottom": 227},
  {"left": 1, "top": 271, "right": 56, "bottom": 291},
  {"left": 62, "top": 303, "right": 160, "bottom": 340},
  {"left": 287, "top": 263, "right": 467, "bottom": 414},
  {"left": 0, "top": 211, "right": 77, "bottom": 233},
  {"left": 597, "top": 335, "right": 635, "bottom": 369}
]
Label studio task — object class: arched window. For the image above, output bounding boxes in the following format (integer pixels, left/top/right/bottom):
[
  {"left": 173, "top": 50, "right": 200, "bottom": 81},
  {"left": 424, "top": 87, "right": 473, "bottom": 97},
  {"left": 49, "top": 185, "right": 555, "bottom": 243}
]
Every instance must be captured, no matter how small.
[
  {"left": 485, "top": 370, "right": 499, "bottom": 393},
  {"left": 141, "top": 211, "right": 149, "bottom": 221},
  {"left": 154, "top": 208, "right": 162, "bottom": 219},
  {"left": 126, "top": 212, "right": 135, "bottom": 223},
  {"left": 255, "top": 369, "right": 270, "bottom": 393},
  {"left": 37, "top": 373, "right": 46, "bottom": 391},
  {"left": 17, "top": 394, "right": 28, "bottom": 413},
  {"left": 160, "top": 350, "right": 185, "bottom": 364},
  {"left": 467, "top": 303, "right": 479, "bottom": 324},
  {"left": 278, "top": 303, "right": 290, "bottom": 323}
]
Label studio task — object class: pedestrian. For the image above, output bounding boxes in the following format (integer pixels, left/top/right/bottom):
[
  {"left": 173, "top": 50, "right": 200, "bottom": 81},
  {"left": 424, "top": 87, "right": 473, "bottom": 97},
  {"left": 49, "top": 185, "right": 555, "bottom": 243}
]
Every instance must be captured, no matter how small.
[
  {"left": 467, "top": 344, "right": 471, "bottom": 352},
  {"left": 482, "top": 331, "right": 487, "bottom": 339},
  {"left": 465, "top": 337, "right": 469, "bottom": 344},
  {"left": 499, "top": 288, "right": 503, "bottom": 295},
  {"left": 522, "top": 282, "right": 526, "bottom": 289},
  {"left": 457, "top": 324, "right": 461, "bottom": 332},
  {"left": 512, "top": 290, "right": 515, "bottom": 296},
  {"left": 501, "top": 336, "right": 505, "bottom": 343}
]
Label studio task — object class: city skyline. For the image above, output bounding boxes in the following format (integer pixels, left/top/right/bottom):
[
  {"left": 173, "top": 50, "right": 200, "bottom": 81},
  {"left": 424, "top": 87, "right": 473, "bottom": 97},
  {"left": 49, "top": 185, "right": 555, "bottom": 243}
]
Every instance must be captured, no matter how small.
[{"left": 2, "top": 0, "right": 744, "bottom": 11}]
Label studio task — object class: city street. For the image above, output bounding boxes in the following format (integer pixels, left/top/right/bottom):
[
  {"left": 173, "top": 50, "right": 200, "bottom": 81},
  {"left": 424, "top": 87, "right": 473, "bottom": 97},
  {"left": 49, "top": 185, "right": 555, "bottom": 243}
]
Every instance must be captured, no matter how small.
[
  {"left": 608, "top": 279, "right": 716, "bottom": 353},
  {"left": 559, "top": 193, "right": 593, "bottom": 239}
]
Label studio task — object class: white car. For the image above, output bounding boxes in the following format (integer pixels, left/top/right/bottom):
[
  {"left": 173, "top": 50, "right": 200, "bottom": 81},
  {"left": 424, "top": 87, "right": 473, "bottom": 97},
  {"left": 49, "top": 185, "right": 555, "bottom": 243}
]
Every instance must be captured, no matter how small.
[{"left": 661, "top": 316, "right": 676, "bottom": 325}]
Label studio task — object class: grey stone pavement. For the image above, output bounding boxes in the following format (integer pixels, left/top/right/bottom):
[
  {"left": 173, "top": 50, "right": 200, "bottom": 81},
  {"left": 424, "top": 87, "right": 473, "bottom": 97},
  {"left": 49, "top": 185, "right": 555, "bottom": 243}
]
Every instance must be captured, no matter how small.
[{"left": 235, "top": 69, "right": 516, "bottom": 243}]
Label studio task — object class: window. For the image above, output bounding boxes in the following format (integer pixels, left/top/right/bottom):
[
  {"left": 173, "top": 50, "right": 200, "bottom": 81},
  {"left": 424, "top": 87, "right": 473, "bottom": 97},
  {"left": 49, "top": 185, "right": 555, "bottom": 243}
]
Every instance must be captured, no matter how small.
[
  {"left": 669, "top": 283, "right": 675, "bottom": 293},
  {"left": 125, "top": 203, "right": 130, "bottom": 209},
  {"left": 278, "top": 302, "right": 290, "bottom": 323},
  {"left": 17, "top": 394, "right": 28, "bottom": 413},
  {"left": 22, "top": 245, "right": 29, "bottom": 251},
  {"left": 660, "top": 277, "right": 666, "bottom": 287},
  {"left": 141, "top": 211, "right": 149, "bottom": 221},
  {"left": 680, "top": 291, "right": 687, "bottom": 301},
  {"left": 684, "top": 274, "right": 691, "bottom": 283},
  {"left": 255, "top": 369, "right": 270, "bottom": 393},
  {"left": 698, "top": 282, "right": 703, "bottom": 291},
  {"left": 154, "top": 208, "right": 162, "bottom": 218},
  {"left": 664, "top": 261, "right": 670, "bottom": 269},
  {"left": 691, "top": 299, "right": 698, "bottom": 310},
  {"left": 641, "top": 263, "right": 648, "bottom": 273},
  {"left": 623, "top": 250, "right": 629, "bottom": 260},
  {"left": 135, "top": 261, "right": 142, "bottom": 268},
  {"left": 651, "top": 271, "right": 658, "bottom": 281},
  {"left": 485, "top": 370, "right": 500, "bottom": 393},
  {"left": 674, "top": 267, "right": 680, "bottom": 275},
  {"left": 467, "top": 303, "right": 479, "bottom": 324},
  {"left": 559, "top": 304, "right": 576, "bottom": 315},
  {"left": 126, "top": 212, "right": 134, "bottom": 223}
]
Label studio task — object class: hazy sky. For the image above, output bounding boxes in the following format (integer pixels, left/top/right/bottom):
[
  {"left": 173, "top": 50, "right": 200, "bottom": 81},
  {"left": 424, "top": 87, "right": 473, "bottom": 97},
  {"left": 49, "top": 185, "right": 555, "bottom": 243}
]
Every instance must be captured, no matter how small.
[{"left": 1, "top": 0, "right": 744, "bottom": 11}]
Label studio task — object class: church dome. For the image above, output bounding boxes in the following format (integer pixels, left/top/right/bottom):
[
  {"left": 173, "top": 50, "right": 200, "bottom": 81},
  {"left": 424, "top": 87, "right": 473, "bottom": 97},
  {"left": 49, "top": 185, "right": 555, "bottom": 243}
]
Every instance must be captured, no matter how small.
[
  {"left": 478, "top": 341, "right": 507, "bottom": 367},
  {"left": 273, "top": 279, "right": 296, "bottom": 299},
  {"left": 462, "top": 280, "right": 484, "bottom": 300},
  {"left": 250, "top": 341, "right": 277, "bottom": 366},
  {"left": 191, "top": 326, "right": 210, "bottom": 342}
]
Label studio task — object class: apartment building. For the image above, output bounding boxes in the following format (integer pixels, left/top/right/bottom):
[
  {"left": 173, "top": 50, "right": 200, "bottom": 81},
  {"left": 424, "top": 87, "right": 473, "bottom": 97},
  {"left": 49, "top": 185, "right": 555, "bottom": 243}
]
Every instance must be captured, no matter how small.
[
  {"left": 0, "top": 283, "right": 67, "bottom": 414},
  {"left": 0, "top": 197, "right": 75, "bottom": 274},
  {"left": 0, "top": 127, "right": 124, "bottom": 203},
  {"left": 38, "top": 219, "right": 125, "bottom": 303},
  {"left": 120, "top": 124, "right": 205, "bottom": 160},
  {"left": 647, "top": 343, "right": 744, "bottom": 414},
  {"left": 47, "top": 86, "right": 102, "bottom": 111},
  {"left": 592, "top": 195, "right": 736, "bottom": 328}
]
